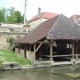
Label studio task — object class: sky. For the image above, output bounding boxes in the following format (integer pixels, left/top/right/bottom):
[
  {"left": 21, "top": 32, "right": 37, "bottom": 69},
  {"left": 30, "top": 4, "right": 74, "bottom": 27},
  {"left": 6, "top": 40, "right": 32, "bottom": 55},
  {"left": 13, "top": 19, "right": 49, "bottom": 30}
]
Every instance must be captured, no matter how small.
[{"left": 0, "top": 0, "right": 80, "bottom": 20}]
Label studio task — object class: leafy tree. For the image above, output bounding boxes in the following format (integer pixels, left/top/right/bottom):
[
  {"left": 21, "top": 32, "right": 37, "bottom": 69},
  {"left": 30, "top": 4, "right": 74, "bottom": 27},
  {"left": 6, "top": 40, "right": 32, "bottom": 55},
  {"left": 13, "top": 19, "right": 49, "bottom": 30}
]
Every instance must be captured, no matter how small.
[
  {"left": 6, "top": 13, "right": 17, "bottom": 23},
  {"left": 0, "top": 7, "right": 6, "bottom": 22},
  {"left": 6, "top": 7, "right": 16, "bottom": 23},
  {"left": 0, "top": 6, "right": 24, "bottom": 23},
  {"left": 6, "top": 7, "right": 24, "bottom": 23},
  {"left": 14, "top": 11, "right": 24, "bottom": 23}
]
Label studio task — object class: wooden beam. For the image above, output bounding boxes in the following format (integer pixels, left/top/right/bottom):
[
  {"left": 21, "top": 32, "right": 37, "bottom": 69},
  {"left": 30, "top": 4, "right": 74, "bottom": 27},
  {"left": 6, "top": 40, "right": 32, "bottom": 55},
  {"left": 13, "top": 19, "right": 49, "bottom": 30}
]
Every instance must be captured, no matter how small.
[
  {"left": 35, "top": 43, "right": 42, "bottom": 52},
  {"left": 42, "top": 54, "right": 80, "bottom": 57},
  {"left": 70, "top": 40, "right": 75, "bottom": 44},
  {"left": 37, "top": 41, "right": 48, "bottom": 43}
]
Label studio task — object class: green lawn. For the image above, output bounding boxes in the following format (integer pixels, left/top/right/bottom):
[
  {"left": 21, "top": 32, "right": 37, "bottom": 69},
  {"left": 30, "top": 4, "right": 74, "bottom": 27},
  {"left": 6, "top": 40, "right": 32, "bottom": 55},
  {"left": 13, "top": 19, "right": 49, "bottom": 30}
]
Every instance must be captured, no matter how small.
[{"left": 0, "top": 49, "right": 31, "bottom": 66}]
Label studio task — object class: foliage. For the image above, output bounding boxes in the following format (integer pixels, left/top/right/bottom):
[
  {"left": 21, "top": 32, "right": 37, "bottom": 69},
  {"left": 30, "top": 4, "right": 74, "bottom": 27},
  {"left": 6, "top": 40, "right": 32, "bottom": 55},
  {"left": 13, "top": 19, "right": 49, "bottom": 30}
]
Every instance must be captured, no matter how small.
[
  {"left": 0, "top": 7, "right": 24, "bottom": 23},
  {"left": 6, "top": 37, "right": 15, "bottom": 49},
  {"left": 14, "top": 11, "right": 24, "bottom": 23},
  {"left": 16, "top": 34, "right": 21, "bottom": 39},
  {"left": 0, "top": 7, "right": 6, "bottom": 22},
  {"left": 23, "top": 23, "right": 30, "bottom": 27},
  {"left": 6, "top": 13, "right": 17, "bottom": 23},
  {"left": 9, "top": 28, "right": 14, "bottom": 32},
  {"left": 0, "top": 49, "right": 31, "bottom": 65}
]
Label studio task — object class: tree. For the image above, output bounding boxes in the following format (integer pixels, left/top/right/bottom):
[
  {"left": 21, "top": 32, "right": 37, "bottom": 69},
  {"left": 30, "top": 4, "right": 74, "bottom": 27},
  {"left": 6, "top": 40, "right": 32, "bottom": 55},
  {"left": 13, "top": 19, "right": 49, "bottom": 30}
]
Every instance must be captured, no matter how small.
[
  {"left": 14, "top": 11, "right": 24, "bottom": 23},
  {"left": 8, "top": 7, "right": 15, "bottom": 15},
  {"left": 0, "top": 7, "right": 24, "bottom": 23},
  {"left": 6, "top": 7, "right": 24, "bottom": 23},
  {"left": 0, "top": 7, "right": 6, "bottom": 22},
  {"left": 6, "top": 13, "right": 17, "bottom": 23},
  {"left": 6, "top": 7, "right": 16, "bottom": 23}
]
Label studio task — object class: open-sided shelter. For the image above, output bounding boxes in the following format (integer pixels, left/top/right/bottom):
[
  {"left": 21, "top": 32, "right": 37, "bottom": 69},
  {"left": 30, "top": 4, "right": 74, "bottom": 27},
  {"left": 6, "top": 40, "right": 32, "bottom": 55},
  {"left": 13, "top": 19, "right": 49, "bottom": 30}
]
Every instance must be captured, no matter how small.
[{"left": 15, "top": 14, "right": 80, "bottom": 62}]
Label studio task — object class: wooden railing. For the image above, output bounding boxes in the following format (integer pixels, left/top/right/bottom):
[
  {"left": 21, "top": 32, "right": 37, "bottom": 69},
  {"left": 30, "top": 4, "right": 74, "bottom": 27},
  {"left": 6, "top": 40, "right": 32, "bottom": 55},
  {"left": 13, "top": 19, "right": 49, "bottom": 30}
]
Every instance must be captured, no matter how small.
[{"left": 42, "top": 54, "right": 80, "bottom": 58}]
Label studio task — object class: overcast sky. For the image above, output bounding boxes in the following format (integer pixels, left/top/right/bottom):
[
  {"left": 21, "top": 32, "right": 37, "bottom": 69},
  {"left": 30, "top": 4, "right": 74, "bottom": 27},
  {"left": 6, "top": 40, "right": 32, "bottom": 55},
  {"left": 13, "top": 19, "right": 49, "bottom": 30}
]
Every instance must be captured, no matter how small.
[{"left": 0, "top": 0, "right": 80, "bottom": 20}]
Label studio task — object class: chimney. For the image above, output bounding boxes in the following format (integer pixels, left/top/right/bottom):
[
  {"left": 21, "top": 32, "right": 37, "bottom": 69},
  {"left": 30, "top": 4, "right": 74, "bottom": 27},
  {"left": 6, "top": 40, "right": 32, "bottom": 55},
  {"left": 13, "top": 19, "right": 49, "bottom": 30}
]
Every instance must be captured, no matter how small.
[{"left": 38, "top": 7, "right": 41, "bottom": 15}]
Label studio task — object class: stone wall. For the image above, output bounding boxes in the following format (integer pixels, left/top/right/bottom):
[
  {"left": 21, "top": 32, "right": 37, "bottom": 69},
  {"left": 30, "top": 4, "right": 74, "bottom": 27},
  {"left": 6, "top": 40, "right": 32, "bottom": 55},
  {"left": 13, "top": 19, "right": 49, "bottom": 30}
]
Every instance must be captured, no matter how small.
[
  {"left": 0, "top": 33, "right": 26, "bottom": 49},
  {"left": 27, "top": 51, "right": 35, "bottom": 61},
  {"left": 15, "top": 48, "right": 35, "bottom": 61},
  {"left": 0, "top": 33, "right": 9, "bottom": 49},
  {"left": 0, "top": 26, "right": 31, "bottom": 49},
  {"left": 20, "top": 49, "right": 25, "bottom": 58}
]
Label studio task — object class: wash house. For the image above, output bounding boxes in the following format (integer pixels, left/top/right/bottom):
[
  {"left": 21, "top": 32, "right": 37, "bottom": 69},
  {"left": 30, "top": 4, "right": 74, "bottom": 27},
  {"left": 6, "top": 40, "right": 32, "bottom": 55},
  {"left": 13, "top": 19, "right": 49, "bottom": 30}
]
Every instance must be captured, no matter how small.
[{"left": 15, "top": 14, "right": 80, "bottom": 62}]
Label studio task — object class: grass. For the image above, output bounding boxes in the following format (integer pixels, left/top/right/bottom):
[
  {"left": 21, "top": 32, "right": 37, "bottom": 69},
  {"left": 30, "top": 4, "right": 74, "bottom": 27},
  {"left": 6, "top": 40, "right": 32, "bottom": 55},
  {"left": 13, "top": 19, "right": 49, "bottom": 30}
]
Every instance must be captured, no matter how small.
[{"left": 0, "top": 49, "right": 32, "bottom": 66}]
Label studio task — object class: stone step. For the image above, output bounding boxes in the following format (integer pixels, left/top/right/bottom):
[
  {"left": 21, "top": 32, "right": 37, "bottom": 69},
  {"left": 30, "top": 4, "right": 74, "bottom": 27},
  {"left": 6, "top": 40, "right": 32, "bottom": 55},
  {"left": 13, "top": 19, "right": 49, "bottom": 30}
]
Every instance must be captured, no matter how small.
[{"left": 1, "top": 62, "right": 21, "bottom": 70}]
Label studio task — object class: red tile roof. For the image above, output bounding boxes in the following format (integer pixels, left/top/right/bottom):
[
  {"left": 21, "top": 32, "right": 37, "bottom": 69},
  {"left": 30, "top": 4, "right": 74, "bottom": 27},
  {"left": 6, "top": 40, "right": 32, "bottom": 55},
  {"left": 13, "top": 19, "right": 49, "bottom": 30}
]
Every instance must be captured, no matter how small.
[
  {"left": 70, "top": 14, "right": 80, "bottom": 24},
  {"left": 28, "top": 12, "right": 58, "bottom": 22}
]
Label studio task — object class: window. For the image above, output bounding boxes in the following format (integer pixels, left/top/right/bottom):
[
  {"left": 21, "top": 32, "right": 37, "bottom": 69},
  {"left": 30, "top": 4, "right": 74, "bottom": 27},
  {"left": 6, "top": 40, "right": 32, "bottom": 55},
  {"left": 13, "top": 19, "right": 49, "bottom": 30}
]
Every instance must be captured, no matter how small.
[
  {"left": 66, "top": 44, "right": 69, "bottom": 48},
  {"left": 70, "top": 44, "right": 72, "bottom": 48},
  {"left": 66, "top": 44, "right": 72, "bottom": 49}
]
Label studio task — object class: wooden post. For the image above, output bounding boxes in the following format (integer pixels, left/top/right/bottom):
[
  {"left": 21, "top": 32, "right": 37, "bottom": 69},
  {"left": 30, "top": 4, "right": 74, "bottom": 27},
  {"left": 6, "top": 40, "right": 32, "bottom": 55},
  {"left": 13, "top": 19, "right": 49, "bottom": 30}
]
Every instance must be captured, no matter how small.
[
  {"left": 76, "top": 43, "right": 78, "bottom": 59},
  {"left": 34, "top": 44, "right": 36, "bottom": 60},
  {"left": 24, "top": 45, "right": 26, "bottom": 58},
  {"left": 39, "top": 46, "right": 42, "bottom": 60},
  {"left": 29, "top": 45, "right": 31, "bottom": 51},
  {"left": 18, "top": 44, "right": 20, "bottom": 54},
  {"left": 50, "top": 41, "right": 53, "bottom": 61},
  {"left": 72, "top": 42, "right": 74, "bottom": 59}
]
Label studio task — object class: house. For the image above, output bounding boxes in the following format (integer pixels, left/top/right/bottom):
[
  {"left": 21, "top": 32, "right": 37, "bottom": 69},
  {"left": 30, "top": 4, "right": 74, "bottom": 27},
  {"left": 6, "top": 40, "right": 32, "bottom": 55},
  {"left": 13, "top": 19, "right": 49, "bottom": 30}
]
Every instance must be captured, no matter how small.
[
  {"left": 70, "top": 14, "right": 80, "bottom": 25},
  {"left": 15, "top": 14, "right": 80, "bottom": 62},
  {"left": 28, "top": 7, "right": 58, "bottom": 30}
]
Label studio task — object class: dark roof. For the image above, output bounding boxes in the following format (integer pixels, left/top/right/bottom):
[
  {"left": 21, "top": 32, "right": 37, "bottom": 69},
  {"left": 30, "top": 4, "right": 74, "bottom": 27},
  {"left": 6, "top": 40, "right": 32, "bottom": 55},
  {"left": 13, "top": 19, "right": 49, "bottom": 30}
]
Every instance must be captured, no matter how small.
[
  {"left": 15, "top": 14, "right": 80, "bottom": 44},
  {"left": 70, "top": 14, "right": 80, "bottom": 24},
  {"left": 28, "top": 12, "right": 58, "bottom": 22},
  {"left": 47, "top": 15, "right": 80, "bottom": 40}
]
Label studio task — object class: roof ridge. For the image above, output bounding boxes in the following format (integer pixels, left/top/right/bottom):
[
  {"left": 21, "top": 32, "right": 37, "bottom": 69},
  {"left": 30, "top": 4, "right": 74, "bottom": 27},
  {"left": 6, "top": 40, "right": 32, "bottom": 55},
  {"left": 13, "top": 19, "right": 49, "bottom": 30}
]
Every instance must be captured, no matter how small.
[{"left": 46, "top": 14, "right": 62, "bottom": 39}]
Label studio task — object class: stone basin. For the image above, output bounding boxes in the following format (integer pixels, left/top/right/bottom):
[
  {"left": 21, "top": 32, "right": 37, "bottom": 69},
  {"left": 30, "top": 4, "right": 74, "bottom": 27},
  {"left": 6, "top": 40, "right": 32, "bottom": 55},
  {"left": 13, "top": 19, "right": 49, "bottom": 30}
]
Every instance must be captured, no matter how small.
[{"left": 1, "top": 62, "right": 21, "bottom": 70}]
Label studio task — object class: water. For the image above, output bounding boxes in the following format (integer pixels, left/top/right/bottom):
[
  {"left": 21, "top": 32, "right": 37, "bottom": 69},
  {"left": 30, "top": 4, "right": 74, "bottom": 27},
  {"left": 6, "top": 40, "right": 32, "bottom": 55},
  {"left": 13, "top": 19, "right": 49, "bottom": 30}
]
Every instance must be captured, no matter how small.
[{"left": 0, "top": 64, "right": 80, "bottom": 80}]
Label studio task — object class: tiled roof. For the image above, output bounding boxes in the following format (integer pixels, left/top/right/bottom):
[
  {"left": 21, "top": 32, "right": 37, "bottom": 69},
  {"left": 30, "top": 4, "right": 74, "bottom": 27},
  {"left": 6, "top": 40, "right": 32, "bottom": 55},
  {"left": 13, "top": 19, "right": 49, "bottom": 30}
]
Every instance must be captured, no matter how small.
[
  {"left": 15, "top": 14, "right": 80, "bottom": 44},
  {"left": 28, "top": 12, "right": 58, "bottom": 22},
  {"left": 16, "top": 15, "right": 59, "bottom": 44},
  {"left": 70, "top": 14, "right": 80, "bottom": 24},
  {"left": 47, "top": 15, "right": 80, "bottom": 40}
]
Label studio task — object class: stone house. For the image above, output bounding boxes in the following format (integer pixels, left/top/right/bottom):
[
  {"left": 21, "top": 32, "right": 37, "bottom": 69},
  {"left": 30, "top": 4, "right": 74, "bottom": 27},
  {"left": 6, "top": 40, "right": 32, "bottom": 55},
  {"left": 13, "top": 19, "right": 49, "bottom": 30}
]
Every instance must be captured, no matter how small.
[{"left": 28, "top": 7, "right": 58, "bottom": 30}]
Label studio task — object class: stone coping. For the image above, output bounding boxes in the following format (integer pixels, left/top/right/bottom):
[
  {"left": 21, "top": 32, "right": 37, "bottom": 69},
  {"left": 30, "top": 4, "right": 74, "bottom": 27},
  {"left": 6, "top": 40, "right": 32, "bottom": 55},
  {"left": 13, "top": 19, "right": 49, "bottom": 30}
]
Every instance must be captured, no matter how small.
[{"left": 0, "top": 60, "right": 80, "bottom": 70}]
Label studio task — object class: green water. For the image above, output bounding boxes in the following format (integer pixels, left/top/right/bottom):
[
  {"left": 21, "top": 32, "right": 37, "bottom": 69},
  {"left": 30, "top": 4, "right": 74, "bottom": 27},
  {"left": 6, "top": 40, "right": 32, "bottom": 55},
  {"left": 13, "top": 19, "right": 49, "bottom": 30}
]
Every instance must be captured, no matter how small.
[{"left": 0, "top": 64, "right": 80, "bottom": 80}]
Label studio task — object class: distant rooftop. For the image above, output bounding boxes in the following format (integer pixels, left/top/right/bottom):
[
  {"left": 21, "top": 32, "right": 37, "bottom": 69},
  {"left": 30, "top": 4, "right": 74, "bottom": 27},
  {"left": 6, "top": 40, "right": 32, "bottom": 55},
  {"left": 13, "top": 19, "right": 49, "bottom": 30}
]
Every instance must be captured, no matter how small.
[
  {"left": 70, "top": 14, "right": 80, "bottom": 24},
  {"left": 28, "top": 12, "right": 58, "bottom": 22}
]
